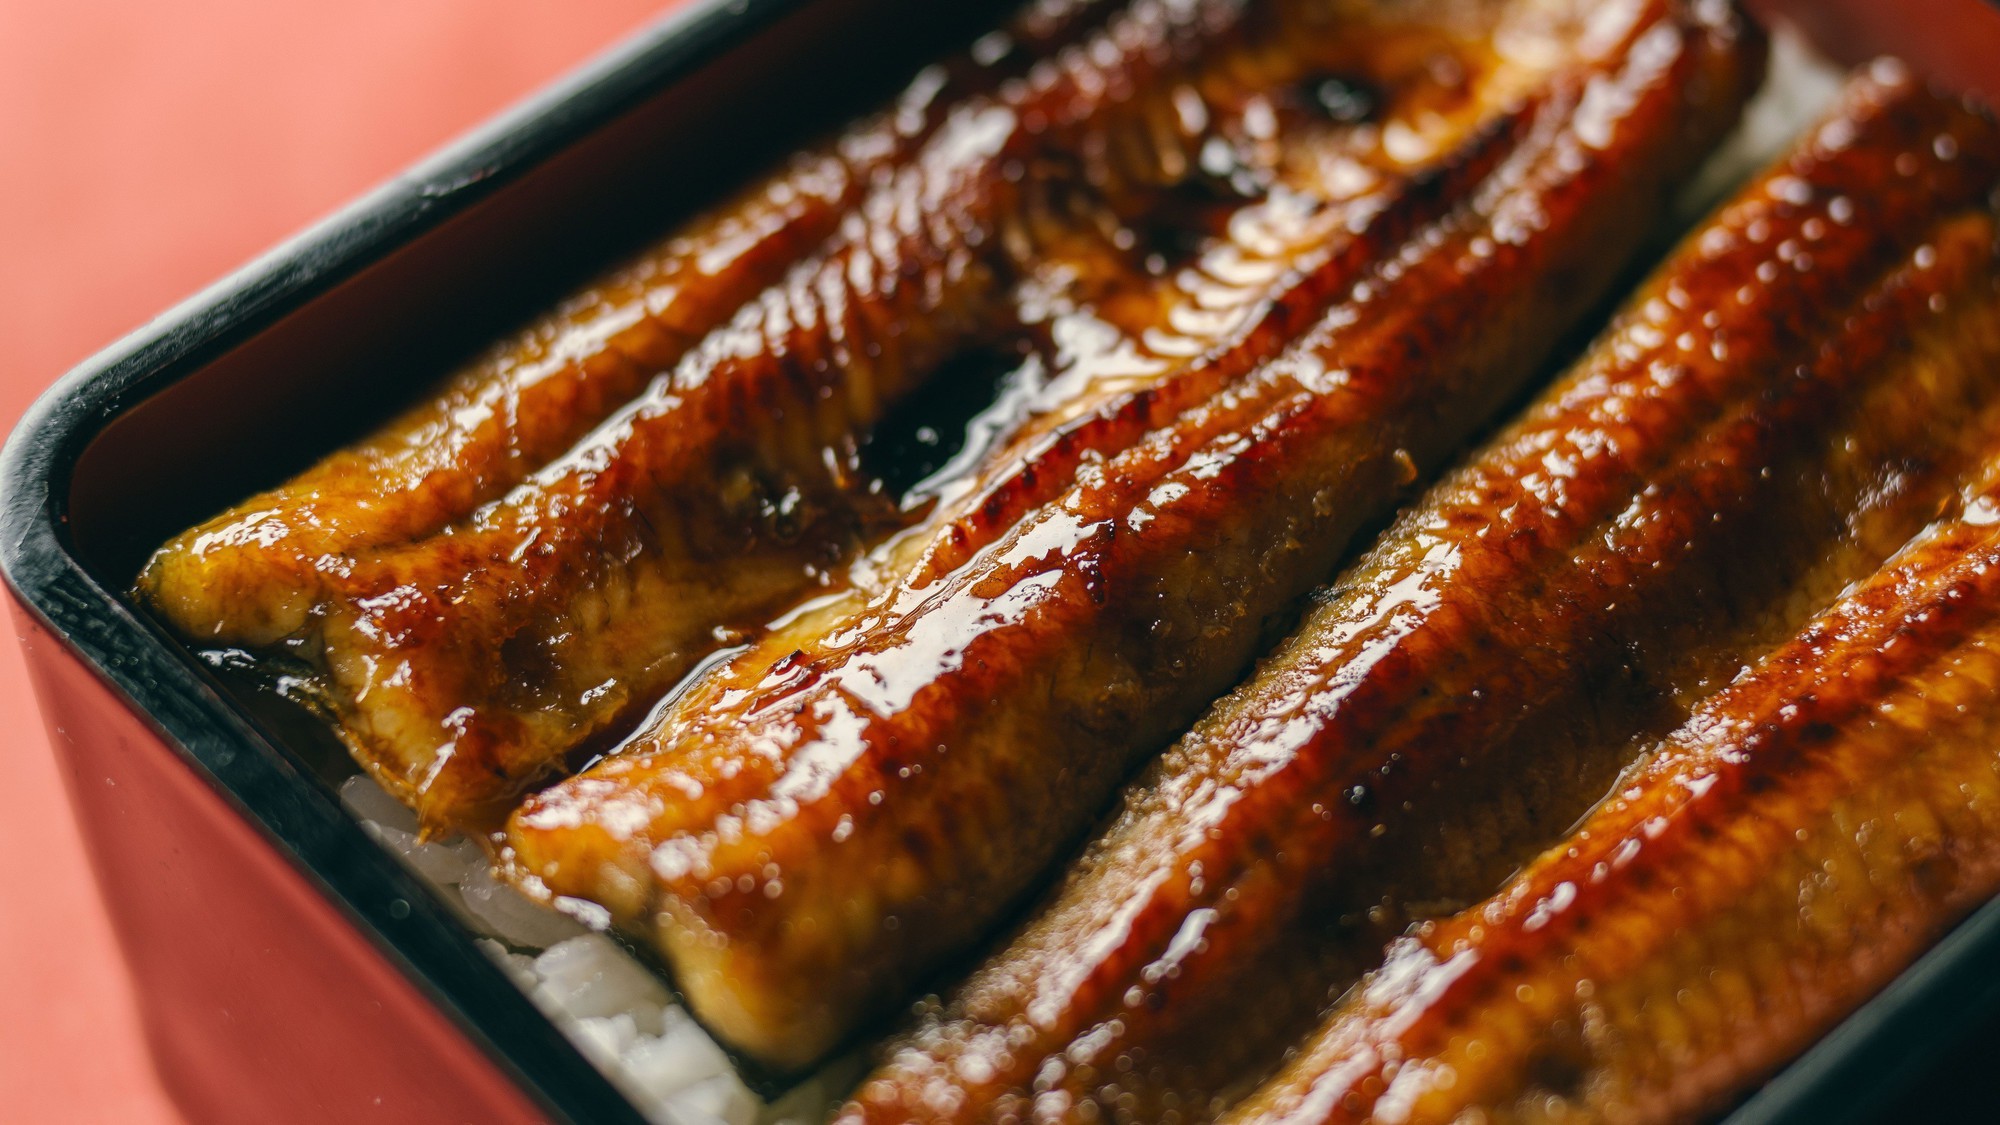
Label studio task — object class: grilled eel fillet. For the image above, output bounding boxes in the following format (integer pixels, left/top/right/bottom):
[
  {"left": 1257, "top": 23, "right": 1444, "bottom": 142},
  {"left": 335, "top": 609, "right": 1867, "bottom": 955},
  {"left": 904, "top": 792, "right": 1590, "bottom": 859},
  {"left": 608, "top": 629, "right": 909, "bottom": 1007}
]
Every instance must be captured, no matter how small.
[
  {"left": 842, "top": 67, "right": 2000, "bottom": 1125},
  {"left": 1225, "top": 375, "right": 2000, "bottom": 1125},
  {"left": 137, "top": 0, "right": 1117, "bottom": 648},
  {"left": 507, "top": 0, "right": 1761, "bottom": 1071},
  {"left": 140, "top": 0, "right": 1280, "bottom": 831}
]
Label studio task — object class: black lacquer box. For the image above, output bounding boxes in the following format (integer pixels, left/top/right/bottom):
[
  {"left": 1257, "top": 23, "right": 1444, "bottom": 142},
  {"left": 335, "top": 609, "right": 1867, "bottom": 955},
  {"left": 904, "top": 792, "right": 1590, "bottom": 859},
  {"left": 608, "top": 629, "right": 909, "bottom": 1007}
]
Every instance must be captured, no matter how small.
[{"left": 5, "top": 1, "right": 1999, "bottom": 1121}]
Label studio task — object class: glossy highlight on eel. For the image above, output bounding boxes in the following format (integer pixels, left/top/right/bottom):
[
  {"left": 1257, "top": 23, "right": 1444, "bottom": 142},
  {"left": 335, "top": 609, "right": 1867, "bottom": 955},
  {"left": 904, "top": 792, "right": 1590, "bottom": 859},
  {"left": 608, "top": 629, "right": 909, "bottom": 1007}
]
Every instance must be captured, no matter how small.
[
  {"left": 843, "top": 64, "right": 2000, "bottom": 1123},
  {"left": 507, "top": 0, "right": 1760, "bottom": 1071},
  {"left": 134, "top": 0, "right": 2000, "bottom": 1119}
]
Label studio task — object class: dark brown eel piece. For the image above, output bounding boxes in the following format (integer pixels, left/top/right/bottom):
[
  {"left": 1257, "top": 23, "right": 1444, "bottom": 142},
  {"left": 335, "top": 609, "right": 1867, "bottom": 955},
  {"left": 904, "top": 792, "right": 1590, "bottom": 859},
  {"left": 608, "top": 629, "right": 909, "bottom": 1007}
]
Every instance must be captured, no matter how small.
[
  {"left": 1226, "top": 370, "right": 2000, "bottom": 1125},
  {"left": 507, "top": 0, "right": 1760, "bottom": 1072},
  {"left": 839, "top": 65, "right": 2000, "bottom": 1124},
  {"left": 141, "top": 0, "right": 1274, "bottom": 831}
]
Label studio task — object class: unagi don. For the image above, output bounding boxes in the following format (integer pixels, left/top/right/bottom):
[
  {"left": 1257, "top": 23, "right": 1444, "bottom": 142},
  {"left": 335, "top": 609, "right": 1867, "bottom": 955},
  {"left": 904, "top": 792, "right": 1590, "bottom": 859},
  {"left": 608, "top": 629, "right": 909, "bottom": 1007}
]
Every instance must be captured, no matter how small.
[
  {"left": 506, "top": 0, "right": 1759, "bottom": 1071},
  {"left": 843, "top": 64, "right": 2000, "bottom": 1123},
  {"left": 140, "top": 0, "right": 1297, "bottom": 831}
]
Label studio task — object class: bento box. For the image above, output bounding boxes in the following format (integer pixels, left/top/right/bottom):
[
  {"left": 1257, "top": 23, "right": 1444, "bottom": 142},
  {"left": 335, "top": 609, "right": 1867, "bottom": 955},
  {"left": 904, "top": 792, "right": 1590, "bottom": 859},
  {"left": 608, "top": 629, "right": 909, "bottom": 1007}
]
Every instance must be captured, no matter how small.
[{"left": 6, "top": 1, "right": 2000, "bottom": 1123}]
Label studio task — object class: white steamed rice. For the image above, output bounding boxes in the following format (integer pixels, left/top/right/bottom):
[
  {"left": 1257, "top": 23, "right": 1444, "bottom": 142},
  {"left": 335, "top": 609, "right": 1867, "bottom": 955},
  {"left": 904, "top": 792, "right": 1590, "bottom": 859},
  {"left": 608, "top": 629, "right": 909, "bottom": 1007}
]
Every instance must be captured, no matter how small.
[{"left": 339, "top": 774, "right": 859, "bottom": 1125}]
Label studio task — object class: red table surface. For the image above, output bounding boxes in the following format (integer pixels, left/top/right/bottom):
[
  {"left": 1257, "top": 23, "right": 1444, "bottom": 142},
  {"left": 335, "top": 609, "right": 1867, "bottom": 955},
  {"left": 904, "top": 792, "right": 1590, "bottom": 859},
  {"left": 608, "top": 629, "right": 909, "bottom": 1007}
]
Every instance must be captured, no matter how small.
[
  {"left": 5, "top": 1, "right": 2000, "bottom": 1121},
  {"left": 0, "top": 2, "right": 680, "bottom": 1119}
]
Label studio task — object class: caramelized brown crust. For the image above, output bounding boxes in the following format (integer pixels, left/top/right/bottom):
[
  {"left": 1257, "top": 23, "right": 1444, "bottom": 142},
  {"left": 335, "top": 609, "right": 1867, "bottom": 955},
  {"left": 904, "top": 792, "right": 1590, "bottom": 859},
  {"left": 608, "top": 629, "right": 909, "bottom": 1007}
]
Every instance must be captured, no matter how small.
[
  {"left": 1228, "top": 414, "right": 2000, "bottom": 1125},
  {"left": 841, "top": 67, "right": 2000, "bottom": 1125},
  {"left": 506, "top": 0, "right": 1760, "bottom": 1071},
  {"left": 143, "top": 0, "right": 1280, "bottom": 831}
]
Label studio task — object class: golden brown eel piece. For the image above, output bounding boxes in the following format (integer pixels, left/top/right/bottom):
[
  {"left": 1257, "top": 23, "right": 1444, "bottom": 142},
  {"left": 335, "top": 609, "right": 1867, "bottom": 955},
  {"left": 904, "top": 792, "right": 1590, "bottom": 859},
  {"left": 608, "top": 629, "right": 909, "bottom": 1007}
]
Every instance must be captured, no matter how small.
[
  {"left": 841, "top": 67, "right": 2000, "bottom": 1125},
  {"left": 859, "top": 0, "right": 1594, "bottom": 638},
  {"left": 138, "top": 0, "right": 1119, "bottom": 649},
  {"left": 144, "top": 0, "right": 1276, "bottom": 832},
  {"left": 1226, "top": 395, "right": 2000, "bottom": 1125},
  {"left": 507, "top": 0, "right": 1760, "bottom": 1071}
]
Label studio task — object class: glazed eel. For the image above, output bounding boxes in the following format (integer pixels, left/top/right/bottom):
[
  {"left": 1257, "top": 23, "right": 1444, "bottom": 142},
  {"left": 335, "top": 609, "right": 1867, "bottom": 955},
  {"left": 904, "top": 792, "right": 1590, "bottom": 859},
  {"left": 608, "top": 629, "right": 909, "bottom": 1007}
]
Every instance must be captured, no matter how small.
[
  {"left": 141, "top": 0, "right": 1274, "bottom": 831},
  {"left": 841, "top": 65, "right": 2000, "bottom": 1124},
  {"left": 506, "top": 0, "right": 1759, "bottom": 1071},
  {"left": 140, "top": 0, "right": 1120, "bottom": 648},
  {"left": 1228, "top": 317, "right": 2000, "bottom": 1125}
]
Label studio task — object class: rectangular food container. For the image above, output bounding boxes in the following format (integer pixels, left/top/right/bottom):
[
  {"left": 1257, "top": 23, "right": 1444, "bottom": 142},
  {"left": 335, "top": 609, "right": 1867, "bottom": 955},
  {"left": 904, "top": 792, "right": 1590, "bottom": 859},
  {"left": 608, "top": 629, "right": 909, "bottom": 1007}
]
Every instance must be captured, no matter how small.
[{"left": 6, "top": 1, "right": 1999, "bottom": 1122}]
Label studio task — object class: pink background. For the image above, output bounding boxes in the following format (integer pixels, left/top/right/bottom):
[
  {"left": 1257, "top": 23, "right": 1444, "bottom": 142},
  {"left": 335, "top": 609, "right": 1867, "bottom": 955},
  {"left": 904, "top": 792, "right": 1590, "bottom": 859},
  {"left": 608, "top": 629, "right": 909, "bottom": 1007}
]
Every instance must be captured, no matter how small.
[
  {"left": 5, "top": 0, "right": 2000, "bottom": 1121},
  {"left": 0, "top": 2, "right": 681, "bottom": 1118}
]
